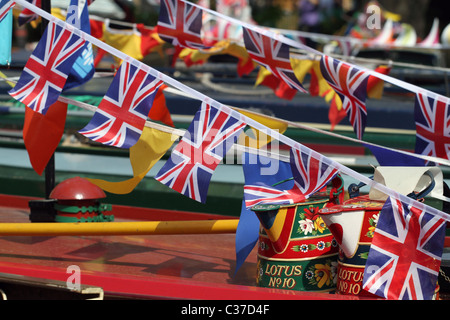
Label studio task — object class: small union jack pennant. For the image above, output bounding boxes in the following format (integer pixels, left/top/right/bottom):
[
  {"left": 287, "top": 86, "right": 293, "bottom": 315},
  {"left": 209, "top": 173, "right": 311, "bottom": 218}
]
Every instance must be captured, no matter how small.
[
  {"left": 157, "top": 0, "right": 206, "bottom": 50},
  {"left": 79, "top": 62, "right": 163, "bottom": 149},
  {"left": 414, "top": 92, "right": 450, "bottom": 161},
  {"left": 9, "top": 21, "right": 86, "bottom": 115},
  {"left": 0, "top": 0, "right": 14, "bottom": 24},
  {"left": 362, "top": 197, "right": 446, "bottom": 300},
  {"left": 290, "top": 147, "right": 339, "bottom": 198},
  {"left": 243, "top": 27, "right": 307, "bottom": 94},
  {"left": 244, "top": 184, "right": 305, "bottom": 208},
  {"left": 320, "top": 55, "right": 370, "bottom": 139},
  {"left": 155, "top": 102, "right": 246, "bottom": 203},
  {"left": 18, "top": 0, "right": 40, "bottom": 26}
]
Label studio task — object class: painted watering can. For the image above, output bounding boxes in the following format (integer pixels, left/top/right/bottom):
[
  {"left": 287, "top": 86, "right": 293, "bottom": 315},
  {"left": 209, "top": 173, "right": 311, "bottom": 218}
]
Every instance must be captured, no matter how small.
[
  {"left": 318, "top": 166, "right": 444, "bottom": 297},
  {"left": 251, "top": 175, "right": 344, "bottom": 293}
]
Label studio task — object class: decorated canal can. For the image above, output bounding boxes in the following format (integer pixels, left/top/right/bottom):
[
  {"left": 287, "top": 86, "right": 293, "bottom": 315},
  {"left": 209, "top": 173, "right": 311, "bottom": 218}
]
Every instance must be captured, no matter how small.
[
  {"left": 318, "top": 195, "right": 384, "bottom": 297},
  {"left": 50, "top": 177, "right": 114, "bottom": 223},
  {"left": 251, "top": 176, "right": 344, "bottom": 293},
  {"left": 318, "top": 166, "right": 444, "bottom": 298}
]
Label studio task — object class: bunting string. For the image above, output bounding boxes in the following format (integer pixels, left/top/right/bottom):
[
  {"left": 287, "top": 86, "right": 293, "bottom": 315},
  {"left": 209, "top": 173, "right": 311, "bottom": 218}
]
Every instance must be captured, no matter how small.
[
  {"left": 40, "top": 80, "right": 450, "bottom": 203},
  {"left": 182, "top": 0, "right": 450, "bottom": 102},
  {"left": 4, "top": 67, "right": 450, "bottom": 204},
  {"left": 1, "top": 74, "right": 439, "bottom": 169},
  {"left": 9, "top": 0, "right": 450, "bottom": 224},
  {"left": 272, "top": 26, "right": 450, "bottom": 51},
  {"left": 161, "top": 83, "right": 450, "bottom": 167}
]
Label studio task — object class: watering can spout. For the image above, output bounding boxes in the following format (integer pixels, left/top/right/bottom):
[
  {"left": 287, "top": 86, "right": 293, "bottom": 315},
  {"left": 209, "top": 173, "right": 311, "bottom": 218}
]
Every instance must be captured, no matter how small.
[{"left": 251, "top": 204, "right": 293, "bottom": 253}]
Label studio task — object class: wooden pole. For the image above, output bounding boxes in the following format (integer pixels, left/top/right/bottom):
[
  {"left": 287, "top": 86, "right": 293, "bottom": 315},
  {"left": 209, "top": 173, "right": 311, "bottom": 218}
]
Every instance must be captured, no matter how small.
[
  {"left": 0, "top": 219, "right": 239, "bottom": 236},
  {"left": 41, "top": 0, "right": 55, "bottom": 199}
]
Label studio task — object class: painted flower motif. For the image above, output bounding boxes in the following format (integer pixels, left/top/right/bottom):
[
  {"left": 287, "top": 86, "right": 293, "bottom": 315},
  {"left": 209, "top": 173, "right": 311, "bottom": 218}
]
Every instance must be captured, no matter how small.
[
  {"left": 317, "top": 241, "right": 326, "bottom": 251},
  {"left": 258, "top": 267, "right": 264, "bottom": 278},
  {"left": 259, "top": 241, "right": 266, "bottom": 251},
  {"left": 305, "top": 270, "right": 314, "bottom": 280},
  {"left": 314, "top": 217, "right": 327, "bottom": 234},
  {"left": 330, "top": 261, "right": 338, "bottom": 284},
  {"left": 303, "top": 206, "right": 320, "bottom": 221},
  {"left": 366, "top": 212, "right": 380, "bottom": 238},
  {"left": 313, "top": 263, "right": 332, "bottom": 288},
  {"left": 331, "top": 239, "right": 338, "bottom": 247},
  {"left": 299, "top": 244, "right": 309, "bottom": 252},
  {"left": 298, "top": 219, "right": 314, "bottom": 235},
  {"left": 256, "top": 260, "right": 263, "bottom": 284}
]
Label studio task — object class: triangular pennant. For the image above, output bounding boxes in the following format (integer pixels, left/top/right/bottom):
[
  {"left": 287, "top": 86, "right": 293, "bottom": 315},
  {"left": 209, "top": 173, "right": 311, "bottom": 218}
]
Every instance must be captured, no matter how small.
[
  {"left": 87, "top": 126, "right": 176, "bottom": 194},
  {"left": 23, "top": 101, "right": 68, "bottom": 175},
  {"left": 320, "top": 55, "right": 370, "bottom": 139}
]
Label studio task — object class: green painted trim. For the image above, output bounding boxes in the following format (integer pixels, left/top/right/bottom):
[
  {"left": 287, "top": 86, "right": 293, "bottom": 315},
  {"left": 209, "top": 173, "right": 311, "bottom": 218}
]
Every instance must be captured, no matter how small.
[
  {"left": 54, "top": 203, "right": 112, "bottom": 213},
  {"left": 0, "top": 165, "right": 244, "bottom": 217}
]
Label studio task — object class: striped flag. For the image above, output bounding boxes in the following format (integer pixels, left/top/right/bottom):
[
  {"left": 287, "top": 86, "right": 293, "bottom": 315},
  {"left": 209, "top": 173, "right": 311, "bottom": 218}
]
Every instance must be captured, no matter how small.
[
  {"left": 414, "top": 92, "right": 450, "bottom": 161},
  {"left": 290, "top": 147, "right": 339, "bottom": 198},
  {"left": 8, "top": 21, "right": 86, "bottom": 114},
  {"left": 79, "top": 62, "right": 163, "bottom": 148},
  {"left": 155, "top": 102, "right": 245, "bottom": 203},
  {"left": 320, "top": 55, "right": 370, "bottom": 139},
  {"left": 157, "top": 0, "right": 206, "bottom": 49},
  {"left": 243, "top": 27, "right": 307, "bottom": 95}
]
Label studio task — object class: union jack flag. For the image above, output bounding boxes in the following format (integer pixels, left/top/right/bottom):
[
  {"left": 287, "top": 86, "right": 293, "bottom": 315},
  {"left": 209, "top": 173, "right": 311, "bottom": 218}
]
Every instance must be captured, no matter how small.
[
  {"left": 155, "top": 102, "right": 246, "bottom": 203},
  {"left": 157, "top": 0, "right": 206, "bottom": 50},
  {"left": 243, "top": 27, "right": 307, "bottom": 94},
  {"left": 8, "top": 21, "right": 85, "bottom": 115},
  {"left": 18, "top": 0, "right": 40, "bottom": 26},
  {"left": 79, "top": 62, "right": 163, "bottom": 149},
  {"left": 414, "top": 92, "right": 450, "bottom": 161},
  {"left": 290, "top": 147, "right": 339, "bottom": 198},
  {"left": 320, "top": 55, "right": 370, "bottom": 140},
  {"left": 0, "top": 0, "right": 14, "bottom": 24},
  {"left": 244, "top": 184, "right": 305, "bottom": 208},
  {"left": 362, "top": 197, "right": 446, "bottom": 300}
]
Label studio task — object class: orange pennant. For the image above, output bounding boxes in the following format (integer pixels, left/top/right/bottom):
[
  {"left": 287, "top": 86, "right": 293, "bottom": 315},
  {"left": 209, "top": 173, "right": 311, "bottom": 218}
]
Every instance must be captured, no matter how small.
[
  {"left": 367, "top": 65, "right": 391, "bottom": 99},
  {"left": 148, "top": 85, "right": 174, "bottom": 127}
]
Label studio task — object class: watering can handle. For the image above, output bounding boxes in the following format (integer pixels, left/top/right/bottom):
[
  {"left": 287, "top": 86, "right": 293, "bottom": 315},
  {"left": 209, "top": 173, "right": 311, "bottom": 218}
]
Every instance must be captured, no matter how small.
[
  {"left": 348, "top": 172, "right": 435, "bottom": 200},
  {"left": 329, "top": 174, "right": 345, "bottom": 205},
  {"left": 406, "top": 171, "right": 435, "bottom": 200},
  {"left": 348, "top": 177, "right": 373, "bottom": 198}
]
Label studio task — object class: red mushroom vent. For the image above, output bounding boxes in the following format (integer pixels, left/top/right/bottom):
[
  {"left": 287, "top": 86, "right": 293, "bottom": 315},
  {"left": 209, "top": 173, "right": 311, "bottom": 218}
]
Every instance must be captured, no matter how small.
[{"left": 49, "top": 177, "right": 106, "bottom": 201}]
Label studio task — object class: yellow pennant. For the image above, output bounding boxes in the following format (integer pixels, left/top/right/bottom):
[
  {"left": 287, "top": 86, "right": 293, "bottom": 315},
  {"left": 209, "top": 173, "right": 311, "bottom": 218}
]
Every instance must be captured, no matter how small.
[
  {"left": 254, "top": 65, "right": 273, "bottom": 87},
  {"left": 236, "top": 109, "right": 288, "bottom": 149},
  {"left": 87, "top": 127, "right": 177, "bottom": 194},
  {"left": 290, "top": 58, "right": 314, "bottom": 83},
  {"left": 180, "top": 40, "right": 252, "bottom": 66}
]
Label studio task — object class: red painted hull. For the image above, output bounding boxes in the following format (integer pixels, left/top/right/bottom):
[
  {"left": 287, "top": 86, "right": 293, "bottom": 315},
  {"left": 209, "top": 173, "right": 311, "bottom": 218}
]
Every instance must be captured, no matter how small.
[{"left": 0, "top": 194, "right": 371, "bottom": 300}]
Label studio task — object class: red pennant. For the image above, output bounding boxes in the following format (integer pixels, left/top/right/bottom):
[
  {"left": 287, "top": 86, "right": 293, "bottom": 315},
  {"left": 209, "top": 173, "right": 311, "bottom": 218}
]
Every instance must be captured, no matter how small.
[{"left": 23, "top": 101, "right": 68, "bottom": 175}]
